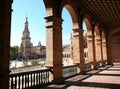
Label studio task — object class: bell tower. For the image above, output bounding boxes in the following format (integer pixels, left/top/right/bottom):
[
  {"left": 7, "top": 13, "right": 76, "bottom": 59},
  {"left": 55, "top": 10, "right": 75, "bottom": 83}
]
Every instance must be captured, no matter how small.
[{"left": 20, "top": 17, "right": 33, "bottom": 59}]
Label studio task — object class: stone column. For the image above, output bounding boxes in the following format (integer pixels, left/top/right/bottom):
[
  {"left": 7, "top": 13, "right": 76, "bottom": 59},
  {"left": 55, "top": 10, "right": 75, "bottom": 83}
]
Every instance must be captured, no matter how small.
[
  {"left": 0, "top": 1, "right": 13, "bottom": 89},
  {"left": 72, "top": 29, "right": 85, "bottom": 74},
  {"left": 106, "top": 41, "right": 113, "bottom": 65},
  {"left": 87, "top": 35, "right": 97, "bottom": 69},
  {"left": 45, "top": 16, "right": 64, "bottom": 83}
]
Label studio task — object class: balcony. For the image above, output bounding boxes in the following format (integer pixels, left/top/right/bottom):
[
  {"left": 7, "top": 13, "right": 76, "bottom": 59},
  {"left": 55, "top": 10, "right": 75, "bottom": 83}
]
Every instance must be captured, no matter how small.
[{"left": 9, "top": 60, "right": 116, "bottom": 89}]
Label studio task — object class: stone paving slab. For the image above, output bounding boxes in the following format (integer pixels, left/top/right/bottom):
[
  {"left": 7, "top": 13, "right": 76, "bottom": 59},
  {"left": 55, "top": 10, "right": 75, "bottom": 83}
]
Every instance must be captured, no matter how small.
[
  {"left": 67, "top": 86, "right": 109, "bottom": 89},
  {"left": 41, "top": 65, "right": 120, "bottom": 89}
]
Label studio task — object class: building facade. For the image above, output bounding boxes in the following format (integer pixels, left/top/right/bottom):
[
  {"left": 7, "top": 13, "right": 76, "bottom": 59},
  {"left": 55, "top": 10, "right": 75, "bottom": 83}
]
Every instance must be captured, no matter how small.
[{"left": 62, "top": 31, "right": 89, "bottom": 66}]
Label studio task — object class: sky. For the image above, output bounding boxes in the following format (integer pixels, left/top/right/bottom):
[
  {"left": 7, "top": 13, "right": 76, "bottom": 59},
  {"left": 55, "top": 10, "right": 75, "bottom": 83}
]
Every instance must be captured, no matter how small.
[{"left": 11, "top": 0, "right": 86, "bottom": 47}]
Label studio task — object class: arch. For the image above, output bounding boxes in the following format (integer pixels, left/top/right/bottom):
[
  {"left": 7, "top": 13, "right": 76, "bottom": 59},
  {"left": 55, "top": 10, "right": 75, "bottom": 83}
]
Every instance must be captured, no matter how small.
[
  {"left": 82, "top": 14, "right": 93, "bottom": 63},
  {"left": 43, "top": 0, "right": 54, "bottom": 16},
  {"left": 60, "top": 1, "right": 85, "bottom": 73},
  {"left": 60, "top": 0, "right": 80, "bottom": 29},
  {"left": 83, "top": 14, "right": 92, "bottom": 35}
]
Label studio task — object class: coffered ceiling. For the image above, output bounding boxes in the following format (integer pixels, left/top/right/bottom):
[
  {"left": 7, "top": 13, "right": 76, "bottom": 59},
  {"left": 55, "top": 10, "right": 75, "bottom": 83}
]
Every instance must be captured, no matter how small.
[{"left": 76, "top": 0, "right": 120, "bottom": 29}]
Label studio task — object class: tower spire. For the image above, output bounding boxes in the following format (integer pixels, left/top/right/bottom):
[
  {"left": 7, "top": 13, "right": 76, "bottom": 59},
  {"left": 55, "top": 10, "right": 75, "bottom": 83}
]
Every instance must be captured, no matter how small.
[
  {"left": 23, "top": 17, "right": 30, "bottom": 37},
  {"left": 24, "top": 17, "right": 29, "bottom": 31},
  {"left": 25, "top": 17, "right": 28, "bottom": 24}
]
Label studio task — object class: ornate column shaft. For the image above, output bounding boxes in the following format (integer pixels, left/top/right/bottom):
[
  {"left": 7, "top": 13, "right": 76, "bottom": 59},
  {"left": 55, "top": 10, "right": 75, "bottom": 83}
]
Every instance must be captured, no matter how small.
[
  {"left": 45, "top": 16, "right": 64, "bottom": 83},
  {"left": 72, "top": 29, "right": 85, "bottom": 74},
  {"left": 87, "top": 35, "right": 97, "bottom": 69},
  {"left": 0, "top": 0, "right": 13, "bottom": 89}
]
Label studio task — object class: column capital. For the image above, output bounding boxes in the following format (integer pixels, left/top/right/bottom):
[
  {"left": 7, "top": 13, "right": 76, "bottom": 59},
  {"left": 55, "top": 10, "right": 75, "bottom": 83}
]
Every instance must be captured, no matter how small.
[
  {"left": 73, "top": 28, "right": 83, "bottom": 32},
  {"left": 96, "top": 40, "right": 101, "bottom": 44},
  {"left": 87, "top": 34, "right": 94, "bottom": 38},
  {"left": 102, "top": 40, "right": 106, "bottom": 44},
  {"left": 87, "top": 35, "right": 95, "bottom": 41},
  {"left": 45, "top": 15, "right": 63, "bottom": 22},
  {"left": 96, "top": 38, "right": 102, "bottom": 42},
  {"left": 45, "top": 15, "right": 63, "bottom": 29},
  {"left": 72, "top": 29, "right": 83, "bottom": 37}
]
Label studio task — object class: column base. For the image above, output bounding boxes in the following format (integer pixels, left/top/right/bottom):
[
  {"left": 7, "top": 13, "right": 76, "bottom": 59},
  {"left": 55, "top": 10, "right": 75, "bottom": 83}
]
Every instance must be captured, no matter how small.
[
  {"left": 52, "top": 77, "right": 65, "bottom": 84},
  {"left": 107, "top": 60, "right": 113, "bottom": 65},
  {"left": 101, "top": 61, "right": 105, "bottom": 67},
  {"left": 80, "top": 63, "right": 86, "bottom": 75},
  {"left": 80, "top": 71, "right": 86, "bottom": 74},
  {"left": 93, "top": 62, "right": 97, "bottom": 70}
]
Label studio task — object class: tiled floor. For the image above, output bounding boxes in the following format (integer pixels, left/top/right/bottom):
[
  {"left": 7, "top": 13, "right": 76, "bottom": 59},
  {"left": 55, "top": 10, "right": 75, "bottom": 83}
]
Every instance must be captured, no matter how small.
[{"left": 41, "top": 64, "right": 120, "bottom": 89}]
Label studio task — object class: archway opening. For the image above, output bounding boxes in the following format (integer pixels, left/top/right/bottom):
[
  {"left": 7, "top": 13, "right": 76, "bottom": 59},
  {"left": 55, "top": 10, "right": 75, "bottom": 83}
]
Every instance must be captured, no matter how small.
[
  {"left": 82, "top": 17, "right": 92, "bottom": 63},
  {"left": 62, "top": 7, "right": 73, "bottom": 66},
  {"left": 82, "top": 21, "right": 88, "bottom": 63},
  {"left": 10, "top": 0, "right": 46, "bottom": 72}
]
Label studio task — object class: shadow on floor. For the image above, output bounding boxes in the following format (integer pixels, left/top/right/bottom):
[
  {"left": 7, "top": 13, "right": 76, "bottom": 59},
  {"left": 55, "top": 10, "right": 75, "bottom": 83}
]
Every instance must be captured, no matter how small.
[{"left": 41, "top": 65, "right": 120, "bottom": 89}]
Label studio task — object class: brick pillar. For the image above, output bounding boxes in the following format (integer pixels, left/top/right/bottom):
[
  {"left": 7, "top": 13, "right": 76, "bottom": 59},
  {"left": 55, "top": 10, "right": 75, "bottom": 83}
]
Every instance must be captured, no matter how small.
[
  {"left": 45, "top": 16, "right": 64, "bottom": 83},
  {"left": 106, "top": 42, "right": 113, "bottom": 65},
  {"left": 72, "top": 29, "right": 85, "bottom": 74},
  {"left": 95, "top": 38, "right": 102, "bottom": 61},
  {"left": 102, "top": 40, "right": 107, "bottom": 61},
  {"left": 100, "top": 38, "right": 104, "bottom": 66},
  {"left": 87, "top": 35, "right": 97, "bottom": 69},
  {"left": 0, "top": 1, "right": 12, "bottom": 89}
]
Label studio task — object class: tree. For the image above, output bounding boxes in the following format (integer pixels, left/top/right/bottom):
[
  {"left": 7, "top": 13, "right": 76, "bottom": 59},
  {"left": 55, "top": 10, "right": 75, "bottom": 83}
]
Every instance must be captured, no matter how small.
[{"left": 10, "top": 46, "right": 20, "bottom": 60}]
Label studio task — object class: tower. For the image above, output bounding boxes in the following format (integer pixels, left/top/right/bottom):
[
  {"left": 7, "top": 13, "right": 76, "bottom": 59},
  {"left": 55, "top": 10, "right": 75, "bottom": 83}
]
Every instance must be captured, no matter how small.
[{"left": 20, "top": 17, "right": 33, "bottom": 59}]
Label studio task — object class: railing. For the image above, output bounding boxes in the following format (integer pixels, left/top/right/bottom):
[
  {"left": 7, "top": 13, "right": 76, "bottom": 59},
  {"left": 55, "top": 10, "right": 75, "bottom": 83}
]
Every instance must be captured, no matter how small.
[
  {"left": 9, "top": 61, "right": 108, "bottom": 89},
  {"left": 96, "top": 61, "right": 102, "bottom": 68},
  {"left": 63, "top": 63, "right": 93, "bottom": 78},
  {"left": 9, "top": 68, "right": 51, "bottom": 89},
  {"left": 85, "top": 62, "right": 92, "bottom": 71},
  {"left": 63, "top": 65, "right": 79, "bottom": 78},
  {"left": 103, "top": 60, "right": 107, "bottom": 65}
]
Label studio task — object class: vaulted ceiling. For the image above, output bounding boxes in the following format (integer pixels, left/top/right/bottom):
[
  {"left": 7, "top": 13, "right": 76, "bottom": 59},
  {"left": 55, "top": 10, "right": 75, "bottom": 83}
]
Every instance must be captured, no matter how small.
[{"left": 76, "top": 0, "right": 120, "bottom": 29}]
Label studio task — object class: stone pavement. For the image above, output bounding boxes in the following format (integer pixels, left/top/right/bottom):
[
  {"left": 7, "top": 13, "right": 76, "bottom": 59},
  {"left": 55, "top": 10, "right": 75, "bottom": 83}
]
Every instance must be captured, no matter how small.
[{"left": 41, "top": 64, "right": 120, "bottom": 89}]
